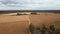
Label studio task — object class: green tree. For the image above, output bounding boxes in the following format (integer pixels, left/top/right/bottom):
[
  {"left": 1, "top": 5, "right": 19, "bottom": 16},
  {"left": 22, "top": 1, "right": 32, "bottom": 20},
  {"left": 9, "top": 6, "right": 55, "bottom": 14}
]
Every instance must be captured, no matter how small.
[
  {"left": 48, "top": 25, "right": 55, "bottom": 34},
  {"left": 40, "top": 24, "right": 47, "bottom": 34},
  {"left": 29, "top": 23, "right": 35, "bottom": 34}
]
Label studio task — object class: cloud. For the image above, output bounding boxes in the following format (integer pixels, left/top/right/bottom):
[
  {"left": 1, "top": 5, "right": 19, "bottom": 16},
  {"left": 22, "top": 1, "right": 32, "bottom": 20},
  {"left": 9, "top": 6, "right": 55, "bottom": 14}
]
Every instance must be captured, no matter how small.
[{"left": 0, "top": 0, "right": 60, "bottom": 10}]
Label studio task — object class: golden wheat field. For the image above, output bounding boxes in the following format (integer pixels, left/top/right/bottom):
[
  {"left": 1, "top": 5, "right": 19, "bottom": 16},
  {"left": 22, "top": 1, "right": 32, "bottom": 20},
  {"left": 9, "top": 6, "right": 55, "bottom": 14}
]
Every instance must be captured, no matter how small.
[{"left": 0, "top": 12, "right": 60, "bottom": 34}]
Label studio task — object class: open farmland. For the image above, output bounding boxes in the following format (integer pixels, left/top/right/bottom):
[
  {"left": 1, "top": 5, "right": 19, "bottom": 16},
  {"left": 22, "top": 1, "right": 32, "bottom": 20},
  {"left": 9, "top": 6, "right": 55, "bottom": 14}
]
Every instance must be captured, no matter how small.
[
  {"left": 30, "top": 12, "right": 60, "bottom": 29},
  {"left": 0, "top": 14, "right": 29, "bottom": 34},
  {"left": 0, "top": 12, "right": 60, "bottom": 34}
]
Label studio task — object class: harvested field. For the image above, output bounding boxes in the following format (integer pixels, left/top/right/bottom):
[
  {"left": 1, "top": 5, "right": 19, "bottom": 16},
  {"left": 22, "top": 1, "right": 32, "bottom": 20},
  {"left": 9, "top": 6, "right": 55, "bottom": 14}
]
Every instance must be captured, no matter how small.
[{"left": 0, "top": 21, "right": 29, "bottom": 34}]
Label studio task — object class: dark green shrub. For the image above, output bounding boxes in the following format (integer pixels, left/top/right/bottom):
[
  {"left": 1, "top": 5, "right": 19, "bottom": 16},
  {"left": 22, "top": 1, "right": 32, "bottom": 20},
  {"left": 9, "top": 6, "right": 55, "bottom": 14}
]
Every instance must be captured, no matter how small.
[
  {"left": 31, "top": 12, "right": 37, "bottom": 15},
  {"left": 49, "top": 25, "right": 55, "bottom": 31},
  {"left": 41, "top": 24, "right": 47, "bottom": 31},
  {"left": 36, "top": 27, "right": 40, "bottom": 30},
  {"left": 55, "top": 28, "right": 60, "bottom": 34}
]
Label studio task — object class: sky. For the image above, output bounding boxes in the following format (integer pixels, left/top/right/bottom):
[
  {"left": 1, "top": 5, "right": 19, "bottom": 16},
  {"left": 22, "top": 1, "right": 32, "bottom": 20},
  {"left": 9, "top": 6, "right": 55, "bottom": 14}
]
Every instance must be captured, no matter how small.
[{"left": 0, "top": 0, "right": 60, "bottom": 10}]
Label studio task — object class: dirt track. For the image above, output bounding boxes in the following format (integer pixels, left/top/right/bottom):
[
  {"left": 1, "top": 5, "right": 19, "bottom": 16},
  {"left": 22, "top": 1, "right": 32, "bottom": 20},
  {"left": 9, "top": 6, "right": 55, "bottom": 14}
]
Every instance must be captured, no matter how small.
[{"left": 0, "top": 12, "right": 60, "bottom": 34}]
